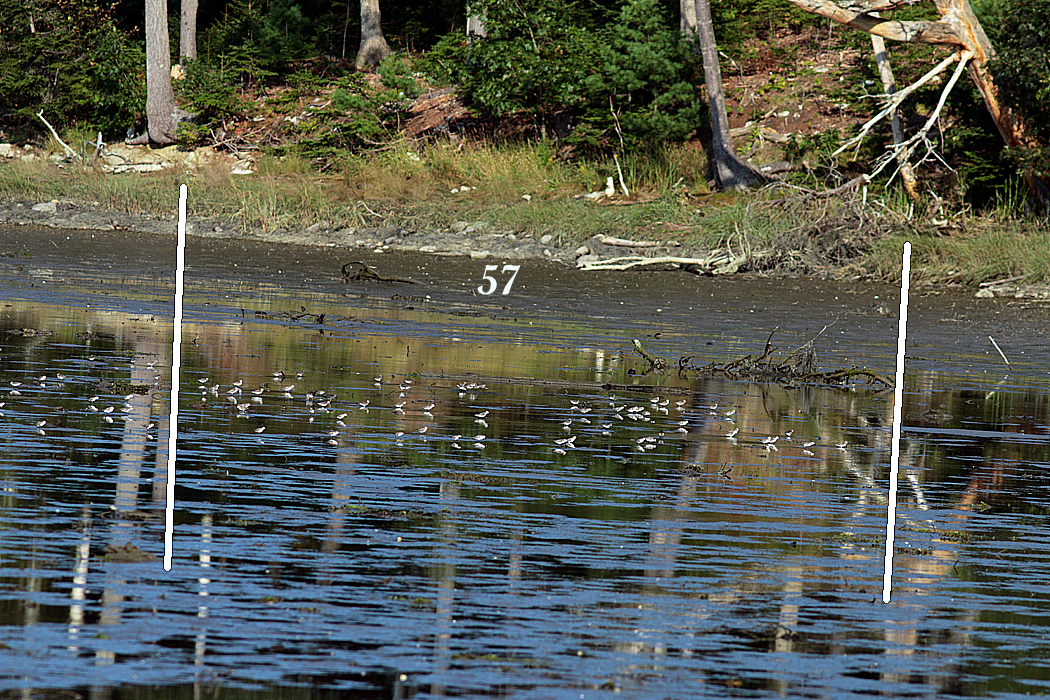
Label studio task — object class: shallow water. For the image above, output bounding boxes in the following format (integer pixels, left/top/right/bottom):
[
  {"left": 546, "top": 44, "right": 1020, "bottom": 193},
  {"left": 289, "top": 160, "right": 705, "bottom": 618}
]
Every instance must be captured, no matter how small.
[{"left": 2, "top": 227, "right": 1050, "bottom": 697}]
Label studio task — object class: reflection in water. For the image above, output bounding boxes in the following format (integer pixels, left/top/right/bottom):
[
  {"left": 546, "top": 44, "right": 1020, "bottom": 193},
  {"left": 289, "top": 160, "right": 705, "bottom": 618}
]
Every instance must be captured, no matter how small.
[{"left": 1, "top": 284, "right": 1049, "bottom": 698}]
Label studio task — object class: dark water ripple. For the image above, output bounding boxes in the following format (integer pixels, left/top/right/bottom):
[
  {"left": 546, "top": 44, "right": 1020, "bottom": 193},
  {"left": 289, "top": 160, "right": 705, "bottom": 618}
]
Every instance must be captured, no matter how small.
[{"left": 3, "top": 240, "right": 1050, "bottom": 697}]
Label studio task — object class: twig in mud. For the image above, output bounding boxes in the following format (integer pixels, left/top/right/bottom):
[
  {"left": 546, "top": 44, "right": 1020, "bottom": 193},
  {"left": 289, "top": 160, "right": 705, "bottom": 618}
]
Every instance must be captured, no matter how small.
[
  {"left": 988, "top": 336, "right": 1011, "bottom": 367},
  {"left": 681, "top": 328, "right": 893, "bottom": 388},
  {"left": 632, "top": 338, "right": 667, "bottom": 372},
  {"left": 762, "top": 326, "right": 780, "bottom": 360}
]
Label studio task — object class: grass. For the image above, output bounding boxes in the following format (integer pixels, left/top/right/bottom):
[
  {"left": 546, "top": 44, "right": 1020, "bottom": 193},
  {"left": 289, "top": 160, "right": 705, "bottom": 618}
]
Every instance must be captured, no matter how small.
[
  {"left": 1, "top": 140, "right": 1047, "bottom": 284},
  {"left": 872, "top": 223, "right": 1050, "bottom": 284}
]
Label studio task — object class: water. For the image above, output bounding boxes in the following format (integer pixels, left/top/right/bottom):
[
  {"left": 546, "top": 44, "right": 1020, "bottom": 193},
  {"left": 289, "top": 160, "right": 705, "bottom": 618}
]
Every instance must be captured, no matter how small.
[{"left": 2, "top": 227, "right": 1050, "bottom": 697}]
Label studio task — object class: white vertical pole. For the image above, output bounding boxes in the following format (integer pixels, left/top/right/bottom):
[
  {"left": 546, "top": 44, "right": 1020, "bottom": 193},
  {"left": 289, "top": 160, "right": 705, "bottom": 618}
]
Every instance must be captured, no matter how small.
[
  {"left": 165, "top": 184, "right": 187, "bottom": 572},
  {"left": 883, "top": 241, "right": 911, "bottom": 603}
]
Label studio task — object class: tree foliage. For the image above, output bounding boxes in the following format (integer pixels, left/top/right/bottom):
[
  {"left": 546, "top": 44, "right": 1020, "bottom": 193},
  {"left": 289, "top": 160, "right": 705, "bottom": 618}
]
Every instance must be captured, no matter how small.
[
  {"left": 423, "top": 0, "right": 600, "bottom": 125},
  {"left": 574, "top": 0, "right": 705, "bottom": 151},
  {"left": 0, "top": 0, "right": 144, "bottom": 138},
  {"left": 198, "top": 0, "right": 314, "bottom": 83},
  {"left": 984, "top": 0, "right": 1050, "bottom": 171},
  {"left": 423, "top": 0, "right": 704, "bottom": 151},
  {"left": 3, "top": 0, "right": 1048, "bottom": 204}
]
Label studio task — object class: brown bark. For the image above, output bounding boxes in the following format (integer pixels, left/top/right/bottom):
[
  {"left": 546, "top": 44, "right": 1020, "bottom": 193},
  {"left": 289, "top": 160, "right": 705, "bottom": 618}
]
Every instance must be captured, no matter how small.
[
  {"left": 689, "top": 0, "right": 765, "bottom": 190},
  {"left": 355, "top": 0, "right": 392, "bottom": 70},
  {"left": 128, "top": 0, "right": 177, "bottom": 146},
  {"left": 180, "top": 0, "right": 198, "bottom": 61},
  {"left": 784, "top": 0, "right": 1048, "bottom": 204}
]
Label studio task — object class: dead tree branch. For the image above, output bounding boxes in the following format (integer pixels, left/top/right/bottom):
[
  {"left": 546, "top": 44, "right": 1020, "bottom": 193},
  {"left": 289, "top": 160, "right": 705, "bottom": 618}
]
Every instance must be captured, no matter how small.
[
  {"left": 36, "top": 111, "right": 80, "bottom": 161},
  {"left": 832, "top": 51, "right": 961, "bottom": 158}
]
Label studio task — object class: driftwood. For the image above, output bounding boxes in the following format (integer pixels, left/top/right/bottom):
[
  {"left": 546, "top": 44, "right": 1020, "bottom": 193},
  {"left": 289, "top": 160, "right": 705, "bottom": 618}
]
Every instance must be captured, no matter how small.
[
  {"left": 637, "top": 327, "right": 893, "bottom": 388},
  {"left": 36, "top": 111, "right": 80, "bottom": 161},
  {"left": 253, "top": 309, "right": 327, "bottom": 324},
  {"left": 341, "top": 261, "right": 417, "bottom": 284},
  {"left": 632, "top": 338, "right": 666, "bottom": 371},
  {"left": 578, "top": 249, "right": 752, "bottom": 274},
  {"left": 598, "top": 235, "right": 665, "bottom": 248}
]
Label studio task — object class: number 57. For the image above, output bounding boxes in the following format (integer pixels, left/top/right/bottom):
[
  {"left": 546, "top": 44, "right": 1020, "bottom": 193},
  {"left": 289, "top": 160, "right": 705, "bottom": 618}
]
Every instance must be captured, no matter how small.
[{"left": 477, "top": 264, "right": 521, "bottom": 295}]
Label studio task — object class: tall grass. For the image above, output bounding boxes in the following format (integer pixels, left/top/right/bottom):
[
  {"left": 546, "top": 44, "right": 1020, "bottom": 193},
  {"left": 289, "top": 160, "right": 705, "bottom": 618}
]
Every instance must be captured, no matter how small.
[
  {"left": 871, "top": 222, "right": 1050, "bottom": 283},
  {"left": 2, "top": 145, "right": 1047, "bottom": 284}
]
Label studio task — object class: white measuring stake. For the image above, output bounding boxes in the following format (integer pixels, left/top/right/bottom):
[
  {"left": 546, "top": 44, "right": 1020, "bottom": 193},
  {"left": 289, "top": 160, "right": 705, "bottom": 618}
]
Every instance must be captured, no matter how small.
[
  {"left": 165, "top": 184, "right": 188, "bottom": 571},
  {"left": 882, "top": 241, "right": 911, "bottom": 603}
]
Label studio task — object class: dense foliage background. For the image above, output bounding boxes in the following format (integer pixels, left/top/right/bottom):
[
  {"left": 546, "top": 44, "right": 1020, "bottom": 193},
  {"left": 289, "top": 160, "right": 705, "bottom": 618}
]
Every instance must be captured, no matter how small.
[{"left": 0, "top": 0, "right": 1046, "bottom": 206}]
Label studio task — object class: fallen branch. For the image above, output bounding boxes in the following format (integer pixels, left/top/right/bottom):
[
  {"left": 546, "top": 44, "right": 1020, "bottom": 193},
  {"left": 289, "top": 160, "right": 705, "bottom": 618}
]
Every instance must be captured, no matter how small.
[
  {"left": 809, "top": 174, "right": 871, "bottom": 199},
  {"left": 36, "top": 111, "right": 80, "bottom": 161},
  {"left": 871, "top": 51, "right": 972, "bottom": 181},
  {"left": 757, "top": 174, "right": 870, "bottom": 203},
  {"left": 681, "top": 328, "right": 893, "bottom": 388},
  {"left": 597, "top": 235, "right": 665, "bottom": 248},
  {"left": 633, "top": 338, "right": 666, "bottom": 372},
  {"left": 578, "top": 252, "right": 735, "bottom": 272},
  {"left": 785, "top": 0, "right": 961, "bottom": 45},
  {"left": 341, "top": 261, "right": 418, "bottom": 283}
]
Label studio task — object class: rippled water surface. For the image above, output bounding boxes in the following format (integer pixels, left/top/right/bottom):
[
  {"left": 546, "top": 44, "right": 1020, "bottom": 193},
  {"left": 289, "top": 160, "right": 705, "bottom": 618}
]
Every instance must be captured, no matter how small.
[{"left": 2, "top": 228, "right": 1050, "bottom": 698}]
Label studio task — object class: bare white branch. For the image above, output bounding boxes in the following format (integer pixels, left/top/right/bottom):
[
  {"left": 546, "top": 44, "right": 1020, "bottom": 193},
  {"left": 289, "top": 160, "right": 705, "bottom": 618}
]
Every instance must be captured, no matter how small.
[{"left": 832, "top": 51, "right": 961, "bottom": 158}]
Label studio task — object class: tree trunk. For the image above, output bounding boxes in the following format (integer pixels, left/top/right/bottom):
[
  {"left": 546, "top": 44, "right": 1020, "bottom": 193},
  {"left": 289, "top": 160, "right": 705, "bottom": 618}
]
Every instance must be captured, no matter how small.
[
  {"left": 679, "top": 0, "right": 697, "bottom": 38},
  {"left": 466, "top": 4, "right": 486, "bottom": 43},
  {"left": 689, "top": 0, "right": 766, "bottom": 190},
  {"left": 466, "top": 12, "right": 487, "bottom": 42},
  {"left": 783, "top": 0, "right": 1048, "bottom": 203},
  {"left": 870, "top": 21, "right": 918, "bottom": 199},
  {"left": 128, "top": 0, "right": 177, "bottom": 146},
  {"left": 355, "top": 0, "right": 392, "bottom": 71},
  {"left": 180, "top": 0, "right": 198, "bottom": 61}
]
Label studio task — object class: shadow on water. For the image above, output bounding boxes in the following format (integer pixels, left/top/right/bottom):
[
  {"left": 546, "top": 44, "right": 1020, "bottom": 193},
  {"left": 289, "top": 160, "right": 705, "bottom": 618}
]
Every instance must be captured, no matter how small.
[{"left": 1, "top": 227, "right": 1050, "bottom": 697}]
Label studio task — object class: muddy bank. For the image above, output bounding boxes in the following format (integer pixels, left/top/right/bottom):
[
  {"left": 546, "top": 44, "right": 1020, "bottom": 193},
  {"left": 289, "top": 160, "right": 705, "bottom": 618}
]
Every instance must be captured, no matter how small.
[
  {"left": 4, "top": 195, "right": 1050, "bottom": 304},
  {"left": 0, "top": 196, "right": 691, "bottom": 267},
  {"left": 4, "top": 221, "right": 1050, "bottom": 386}
]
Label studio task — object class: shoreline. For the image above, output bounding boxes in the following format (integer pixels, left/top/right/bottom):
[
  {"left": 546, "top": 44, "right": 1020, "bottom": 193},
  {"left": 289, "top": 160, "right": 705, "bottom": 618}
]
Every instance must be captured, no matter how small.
[
  {"left": 0, "top": 196, "right": 726, "bottom": 269},
  {"left": 4, "top": 195, "right": 1050, "bottom": 302}
]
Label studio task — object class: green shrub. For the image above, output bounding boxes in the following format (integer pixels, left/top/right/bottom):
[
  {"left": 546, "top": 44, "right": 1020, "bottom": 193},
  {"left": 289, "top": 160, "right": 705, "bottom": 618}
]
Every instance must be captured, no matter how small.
[
  {"left": 985, "top": 0, "right": 1050, "bottom": 175},
  {"left": 420, "top": 0, "right": 600, "bottom": 125},
  {"left": 573, "top": 0, "right": 705, "bottom": 153},
  {"left": 285, "top": 75, "right": 404, "bottom": 164},
  {"left": 378, "top": 56, "right": 424, "bottom": 99},
  {"left": 176, "top": 59, "right": 244, "bottom": 121},
  {"left": 0, "top": 0, "right": 144, "bottom": 138}
]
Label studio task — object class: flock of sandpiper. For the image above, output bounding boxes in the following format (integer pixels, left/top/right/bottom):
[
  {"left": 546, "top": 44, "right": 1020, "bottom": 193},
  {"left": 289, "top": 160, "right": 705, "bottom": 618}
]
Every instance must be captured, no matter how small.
[{"left": 4, "top": 363, "right": 851, "bottom": 461}]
